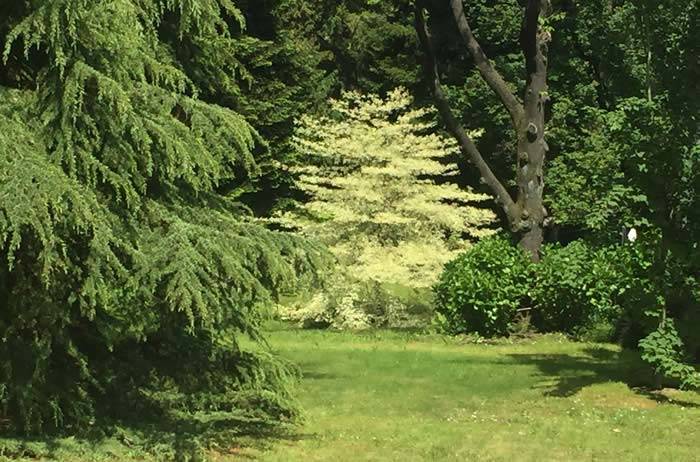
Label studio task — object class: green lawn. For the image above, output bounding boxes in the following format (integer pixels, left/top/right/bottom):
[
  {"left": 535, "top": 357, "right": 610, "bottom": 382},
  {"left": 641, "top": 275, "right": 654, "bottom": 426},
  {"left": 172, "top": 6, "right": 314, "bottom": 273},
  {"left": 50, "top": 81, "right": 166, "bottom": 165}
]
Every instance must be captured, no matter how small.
[
  {"left": 248, "top": 328, "right": 700, "bottom": 462},
  {"left": 2, "top": 328, "right": 699, "bottom": 461}
]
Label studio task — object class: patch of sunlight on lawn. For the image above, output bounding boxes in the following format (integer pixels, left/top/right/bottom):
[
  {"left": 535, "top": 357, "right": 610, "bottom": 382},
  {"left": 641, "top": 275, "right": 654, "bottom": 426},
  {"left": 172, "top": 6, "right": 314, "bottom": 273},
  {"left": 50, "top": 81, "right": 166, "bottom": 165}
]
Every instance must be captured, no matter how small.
[
  {"left": 242, "top": 329, "right": 700, "bottom": 462},
  {"left": 3, "top": 329, "right": 698, "bottom": 462}
]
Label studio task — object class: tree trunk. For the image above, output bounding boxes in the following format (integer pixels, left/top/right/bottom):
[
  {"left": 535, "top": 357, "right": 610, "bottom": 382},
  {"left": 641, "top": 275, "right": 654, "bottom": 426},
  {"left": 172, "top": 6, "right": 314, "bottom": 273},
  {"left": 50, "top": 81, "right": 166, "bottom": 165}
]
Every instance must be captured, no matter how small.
[
  {"left": 513, "top": 2, "right": 550, "bottom": 261},
  {"left": 514, "top": 121, "right": 546, "bottom": 260},
  {"left": 415, "top": 0, "right": 551, "bottom": 261}
]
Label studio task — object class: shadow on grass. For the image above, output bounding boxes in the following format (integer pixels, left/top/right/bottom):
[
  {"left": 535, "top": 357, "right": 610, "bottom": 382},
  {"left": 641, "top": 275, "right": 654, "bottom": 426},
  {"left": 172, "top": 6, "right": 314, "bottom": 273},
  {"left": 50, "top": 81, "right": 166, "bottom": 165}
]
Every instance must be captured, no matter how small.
[
  {"left": 0, "top": 413, "right": 312, "bottom": 461},
  {"left": 506, "top": 346, "right": 700, "bottom": 407},
  {"left": 507, "top": 347, "right": 648, "bottom": 397},
  {"left": 634, "top": 388, "right": 700, "bottom": 408}
]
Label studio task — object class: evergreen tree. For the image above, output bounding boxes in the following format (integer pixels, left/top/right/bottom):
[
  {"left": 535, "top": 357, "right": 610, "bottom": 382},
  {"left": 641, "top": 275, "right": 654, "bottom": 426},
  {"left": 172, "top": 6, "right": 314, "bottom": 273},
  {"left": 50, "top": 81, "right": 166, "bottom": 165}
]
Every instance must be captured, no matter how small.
[
  {"left": 264, "top": 0, "right": 420, "bottom": 95},
  {"left": 0, "top": 0, "right": 328, "bottom": 434},
  {"left": 181, "top": 0, "right": 337, "bottom": 212}
]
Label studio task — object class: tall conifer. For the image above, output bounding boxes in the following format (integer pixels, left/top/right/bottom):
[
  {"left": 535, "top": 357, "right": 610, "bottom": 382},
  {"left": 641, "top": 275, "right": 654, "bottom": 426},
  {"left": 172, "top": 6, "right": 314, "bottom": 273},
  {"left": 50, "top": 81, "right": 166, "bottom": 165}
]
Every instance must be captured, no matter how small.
[{"left": 0, "top": 0, "right": 327, "bottom": 433}]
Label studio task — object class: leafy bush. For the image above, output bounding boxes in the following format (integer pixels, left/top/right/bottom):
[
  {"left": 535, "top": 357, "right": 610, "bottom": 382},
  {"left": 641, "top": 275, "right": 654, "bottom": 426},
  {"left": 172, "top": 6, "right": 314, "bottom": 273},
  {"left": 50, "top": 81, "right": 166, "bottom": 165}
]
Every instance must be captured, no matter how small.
[
  {"left": 639, "top": 321, "right": 700, "bottom": 390},
  {"left": 433, "top": 238, "right": 661, "bottom": 342},
  {"left": 533, "top": 240, "right": 699, "bottom": 387},
  {"left": 434, "top": 235, "right": 532, "bottom": 336},
  {"left": 533, "top": 242, "right": 627, "bottom": 336},
  {"left": 279, "top": 275, "right": 373, "bottom": 330},
  {"left": 279, "top": 274, "right": 432, "bottom": 330},
  {"left": 531, "top": 241, "right": 670, "bottom": 342}
]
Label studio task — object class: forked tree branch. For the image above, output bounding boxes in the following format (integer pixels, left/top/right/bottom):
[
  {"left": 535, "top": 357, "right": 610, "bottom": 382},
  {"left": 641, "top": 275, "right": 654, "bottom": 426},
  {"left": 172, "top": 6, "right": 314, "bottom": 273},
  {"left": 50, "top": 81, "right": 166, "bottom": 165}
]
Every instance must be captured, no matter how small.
[
  {"left": 414, "top": 2, "right": 517, "bottom": 219},
  {"left": 449, "top": 0, "right": 525, "bottom": 126}
]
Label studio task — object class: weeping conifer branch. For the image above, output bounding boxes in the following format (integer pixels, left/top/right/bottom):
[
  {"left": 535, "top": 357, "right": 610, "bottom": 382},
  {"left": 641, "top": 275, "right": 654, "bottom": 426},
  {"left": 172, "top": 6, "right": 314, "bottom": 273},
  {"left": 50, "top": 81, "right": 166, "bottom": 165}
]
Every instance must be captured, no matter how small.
[{"left": 0, "top": 0, "right": 330, "bottom": 434}]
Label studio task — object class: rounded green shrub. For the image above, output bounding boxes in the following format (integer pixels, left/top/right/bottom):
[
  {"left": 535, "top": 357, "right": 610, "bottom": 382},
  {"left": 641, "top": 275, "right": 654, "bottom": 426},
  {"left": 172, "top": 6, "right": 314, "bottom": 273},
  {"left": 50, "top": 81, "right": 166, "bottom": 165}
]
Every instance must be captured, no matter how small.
[
  {"left": 434, "top": 235, "right": 532, "bottom": 336},
  {"left": 532, "top": 241, "right": 663, "bottom": 342},
  {"left": 532, "top": 242, "right": 622, "bottom": 336}
]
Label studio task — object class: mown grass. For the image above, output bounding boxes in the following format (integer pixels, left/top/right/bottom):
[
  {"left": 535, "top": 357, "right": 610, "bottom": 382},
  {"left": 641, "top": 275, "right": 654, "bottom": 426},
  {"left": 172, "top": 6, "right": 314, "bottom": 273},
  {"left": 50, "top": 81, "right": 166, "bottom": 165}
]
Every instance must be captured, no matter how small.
[
  {"left": 2, "top": 328, "right": 699, "bottom": 461},
  {"left": 248, "top": 328, "right": 700, "bottom": 462}
]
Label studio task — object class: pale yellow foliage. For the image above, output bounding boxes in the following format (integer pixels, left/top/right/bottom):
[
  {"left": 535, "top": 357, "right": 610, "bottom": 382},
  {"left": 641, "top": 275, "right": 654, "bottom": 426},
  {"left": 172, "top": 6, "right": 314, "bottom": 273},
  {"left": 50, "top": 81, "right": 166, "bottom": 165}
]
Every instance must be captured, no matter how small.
[
  {"left": 275, "top": 88, "right": 497, "bottom": 291},
  {"left": 277, "top": 288, "right": 372, "bottom": 330},
  {"left": 276, "top": 274, "right": 408, "bottom": 330}
]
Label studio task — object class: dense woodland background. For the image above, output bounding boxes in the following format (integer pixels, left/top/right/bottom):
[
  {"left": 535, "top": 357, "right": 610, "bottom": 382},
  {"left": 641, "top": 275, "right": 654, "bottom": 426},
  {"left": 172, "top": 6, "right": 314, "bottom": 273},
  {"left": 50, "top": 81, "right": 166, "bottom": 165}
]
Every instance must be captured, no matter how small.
[{"left": 0, "top": 0, "right": 698, "bottom": 459}]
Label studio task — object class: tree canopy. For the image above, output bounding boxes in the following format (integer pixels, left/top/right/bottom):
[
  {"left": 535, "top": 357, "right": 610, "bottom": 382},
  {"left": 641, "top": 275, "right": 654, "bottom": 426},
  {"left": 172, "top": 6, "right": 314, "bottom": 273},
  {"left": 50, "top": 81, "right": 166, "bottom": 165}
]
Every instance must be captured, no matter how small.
[
  {"left": 0, "top": 0, "right": 698, "bottom": 454},
  {"left": 0, "top": 0, "right": 328, "bottom": 434},
  {"left": 278, "top": 88, "right": 496, "bottom": 288}
]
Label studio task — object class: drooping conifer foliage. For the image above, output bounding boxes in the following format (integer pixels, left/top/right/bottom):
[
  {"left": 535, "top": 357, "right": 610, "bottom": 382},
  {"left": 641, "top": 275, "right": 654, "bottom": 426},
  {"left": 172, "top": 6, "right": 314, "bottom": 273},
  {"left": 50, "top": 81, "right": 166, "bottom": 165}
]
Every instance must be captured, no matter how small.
[
  {"left": 188, "top": 0, "right": 337, "bottom": 210},
  {"left": 0, "top": 0, "right": 328, "bottom": 434}
]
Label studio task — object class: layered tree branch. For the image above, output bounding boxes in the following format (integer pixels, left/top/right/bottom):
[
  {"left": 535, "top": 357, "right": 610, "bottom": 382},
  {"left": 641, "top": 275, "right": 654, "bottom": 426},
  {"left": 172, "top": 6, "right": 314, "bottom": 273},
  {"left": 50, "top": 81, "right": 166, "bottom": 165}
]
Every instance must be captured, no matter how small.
[
  {"left": 414, "top": 2, "right": 517, "bottom": 219},
  {"left": 449, "top": 0, "right": 524, "bottom": 126}
]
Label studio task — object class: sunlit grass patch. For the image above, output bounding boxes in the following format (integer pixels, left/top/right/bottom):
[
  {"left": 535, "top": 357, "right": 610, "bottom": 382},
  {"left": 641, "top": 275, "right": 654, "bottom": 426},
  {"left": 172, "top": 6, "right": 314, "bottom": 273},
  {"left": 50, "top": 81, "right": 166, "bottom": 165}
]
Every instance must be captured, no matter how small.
[
  {"left": 251, "top": 328, "right": 700, "bottom": 462},
  {"left": 2, "top": 328, "right": 698, "bottom": 461}
]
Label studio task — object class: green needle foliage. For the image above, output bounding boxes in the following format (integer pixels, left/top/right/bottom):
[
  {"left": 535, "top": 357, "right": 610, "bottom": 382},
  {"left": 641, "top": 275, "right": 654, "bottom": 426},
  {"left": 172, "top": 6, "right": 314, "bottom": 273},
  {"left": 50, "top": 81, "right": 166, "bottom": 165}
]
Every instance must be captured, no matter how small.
[{"left": 0, "top": 0, "right": 328, "bottom": 435}]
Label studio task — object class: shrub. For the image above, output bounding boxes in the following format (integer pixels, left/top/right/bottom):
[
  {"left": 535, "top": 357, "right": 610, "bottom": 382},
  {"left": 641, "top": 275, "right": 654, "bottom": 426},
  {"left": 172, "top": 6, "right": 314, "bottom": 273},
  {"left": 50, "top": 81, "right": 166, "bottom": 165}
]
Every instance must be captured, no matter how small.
[
  {"left": 433, "top": 238, "right": 657, "bottom": 340},
  {"left": 639, "top": 320, "right": 700, "bottom": 390},
  {"left": 433, "top": 235, "right": 699, "bottom": 388},
  {"left": 533, "top": 242, "right": 624, "bottom": 336},
  {"left": 278, "top": 275, "right": 373, "bottom": 330},
  {"left": 279, "top": 274, "right": 432, "bottom": 330},
  {"left": 433, "top": 235, "right": 532, "bottom": 336},
  {"left": 531, "top": 241, "right": 666, "bottom": 341}
]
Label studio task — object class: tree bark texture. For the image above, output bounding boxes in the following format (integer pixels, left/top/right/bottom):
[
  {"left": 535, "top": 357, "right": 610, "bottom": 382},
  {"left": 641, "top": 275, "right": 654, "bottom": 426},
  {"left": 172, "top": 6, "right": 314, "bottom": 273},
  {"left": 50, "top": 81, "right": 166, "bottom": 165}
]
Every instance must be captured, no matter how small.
[{"left": 415, "top": 0, "right": 551, "bottom": 260}]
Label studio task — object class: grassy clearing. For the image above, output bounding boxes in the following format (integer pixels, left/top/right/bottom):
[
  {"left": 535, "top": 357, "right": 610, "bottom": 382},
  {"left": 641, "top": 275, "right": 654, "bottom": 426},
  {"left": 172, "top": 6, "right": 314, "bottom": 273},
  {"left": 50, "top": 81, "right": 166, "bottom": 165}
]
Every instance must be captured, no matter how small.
[
  {"left": 248, "top": 328, "right": 700, "bottom": 462},
  {"left": 2, "top": 328, "right": 699, "bottom": 461}
]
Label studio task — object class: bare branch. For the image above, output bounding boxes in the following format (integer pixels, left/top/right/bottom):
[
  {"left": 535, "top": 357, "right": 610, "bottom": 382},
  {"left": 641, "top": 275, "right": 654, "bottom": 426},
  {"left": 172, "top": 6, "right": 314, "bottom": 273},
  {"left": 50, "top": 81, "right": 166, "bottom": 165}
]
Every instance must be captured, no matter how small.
[
  {"left": 449, "top": 0, "right": 525, "bottom": 126},
  {"left": 414, "top": 2, "right": 517, "bottom": 219}
]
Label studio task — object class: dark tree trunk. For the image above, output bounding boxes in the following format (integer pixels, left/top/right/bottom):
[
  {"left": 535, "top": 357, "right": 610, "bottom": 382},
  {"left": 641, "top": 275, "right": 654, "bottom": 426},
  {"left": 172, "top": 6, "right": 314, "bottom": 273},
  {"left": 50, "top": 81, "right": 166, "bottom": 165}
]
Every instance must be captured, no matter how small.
[
  {"left": 415, "top": 0, "right": 551, "bottom": 261},
  {"left": 514, "top": 0, "right": 550, "bottom": 260}
]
